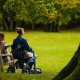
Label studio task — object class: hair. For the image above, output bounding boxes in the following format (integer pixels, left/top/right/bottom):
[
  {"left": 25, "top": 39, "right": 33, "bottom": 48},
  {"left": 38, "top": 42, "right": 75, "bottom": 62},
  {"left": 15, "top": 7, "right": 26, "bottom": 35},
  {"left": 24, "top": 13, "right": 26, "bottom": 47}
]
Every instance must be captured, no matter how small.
[
  {"left": 0, "top": 32, "right": 5, "bottom": 41},
  {"left": 16, "top": 27, "right": 24, "bottom": 36}
]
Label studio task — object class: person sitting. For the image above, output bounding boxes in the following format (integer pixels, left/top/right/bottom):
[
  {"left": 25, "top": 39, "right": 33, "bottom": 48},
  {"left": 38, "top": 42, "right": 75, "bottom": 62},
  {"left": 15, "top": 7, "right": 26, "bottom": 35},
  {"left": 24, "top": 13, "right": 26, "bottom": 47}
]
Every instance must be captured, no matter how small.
[
  {"left": 0, "top": 32, "right": 11, "bottom": 63},
  {"left": 12, "top": 27, "right": 34, "bottom": 69}
]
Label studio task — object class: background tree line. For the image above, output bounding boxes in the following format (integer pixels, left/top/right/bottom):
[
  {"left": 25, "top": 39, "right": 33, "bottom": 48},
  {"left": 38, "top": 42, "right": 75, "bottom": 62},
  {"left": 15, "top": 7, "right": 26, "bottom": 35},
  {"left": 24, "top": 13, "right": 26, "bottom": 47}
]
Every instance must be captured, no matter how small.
[{"left": 0, "top": 0, "right": 80, "bottom": 31}]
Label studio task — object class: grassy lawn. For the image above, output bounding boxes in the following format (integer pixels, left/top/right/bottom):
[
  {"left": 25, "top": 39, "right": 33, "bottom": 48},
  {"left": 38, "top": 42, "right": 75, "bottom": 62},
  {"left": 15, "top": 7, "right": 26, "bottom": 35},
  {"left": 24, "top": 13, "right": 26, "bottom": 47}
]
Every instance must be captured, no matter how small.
[{"left": 0, "top": 30, "right": 80, "bottom": 80}]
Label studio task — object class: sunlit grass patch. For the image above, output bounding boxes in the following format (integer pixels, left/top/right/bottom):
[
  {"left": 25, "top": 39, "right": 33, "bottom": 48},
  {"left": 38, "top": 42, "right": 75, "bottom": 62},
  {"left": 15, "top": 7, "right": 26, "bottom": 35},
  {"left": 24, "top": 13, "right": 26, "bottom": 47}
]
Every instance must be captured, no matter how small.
[{"left": 0, "top": 31, "right": 80, "bottom": 80}]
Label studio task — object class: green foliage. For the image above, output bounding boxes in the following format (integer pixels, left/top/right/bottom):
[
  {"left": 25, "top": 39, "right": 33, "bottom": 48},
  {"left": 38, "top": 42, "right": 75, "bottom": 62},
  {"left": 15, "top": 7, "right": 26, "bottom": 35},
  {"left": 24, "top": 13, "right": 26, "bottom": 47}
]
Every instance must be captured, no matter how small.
[
  {"left": 54, "top": 0, "right": 80, "bottom": 26},
  {"left": 35, "top": 1, "right": 57, "bottom": 25},
  {"left": 3, "top": 0, "right": 25, "bottom": 19},
  {"left": 1, "top": 0, "right": 80, "bottom": 30}
]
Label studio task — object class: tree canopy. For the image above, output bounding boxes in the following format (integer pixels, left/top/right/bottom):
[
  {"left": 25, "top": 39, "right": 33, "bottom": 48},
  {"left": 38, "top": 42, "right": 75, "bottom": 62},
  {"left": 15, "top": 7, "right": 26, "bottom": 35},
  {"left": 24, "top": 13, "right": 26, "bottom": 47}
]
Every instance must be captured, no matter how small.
[{"left": 0, "top": 0, "right": 80, "bottom": 31}]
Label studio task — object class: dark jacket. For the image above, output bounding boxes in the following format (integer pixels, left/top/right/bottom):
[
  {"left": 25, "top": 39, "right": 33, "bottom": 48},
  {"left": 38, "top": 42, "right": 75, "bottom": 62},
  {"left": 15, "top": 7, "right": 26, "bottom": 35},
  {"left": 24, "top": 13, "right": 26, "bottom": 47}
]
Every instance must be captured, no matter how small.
[{"left": 13, "top": 36, "right": 32, "bottom": 52}]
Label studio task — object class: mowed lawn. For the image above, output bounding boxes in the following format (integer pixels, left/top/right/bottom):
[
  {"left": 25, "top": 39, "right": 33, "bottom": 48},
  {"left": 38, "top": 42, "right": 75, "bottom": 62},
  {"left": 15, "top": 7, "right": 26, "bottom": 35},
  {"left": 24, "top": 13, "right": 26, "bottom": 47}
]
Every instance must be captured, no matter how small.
[{"left": 0, "top": 31, "right": 80, "bottom": 80}]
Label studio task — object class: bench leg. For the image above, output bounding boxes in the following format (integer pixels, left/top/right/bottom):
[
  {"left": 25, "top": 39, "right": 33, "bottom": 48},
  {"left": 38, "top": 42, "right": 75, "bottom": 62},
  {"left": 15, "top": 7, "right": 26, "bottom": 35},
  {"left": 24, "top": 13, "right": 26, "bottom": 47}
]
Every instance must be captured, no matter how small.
[{"left": 0, "top": 52, "right": 3, "bottom": 72}]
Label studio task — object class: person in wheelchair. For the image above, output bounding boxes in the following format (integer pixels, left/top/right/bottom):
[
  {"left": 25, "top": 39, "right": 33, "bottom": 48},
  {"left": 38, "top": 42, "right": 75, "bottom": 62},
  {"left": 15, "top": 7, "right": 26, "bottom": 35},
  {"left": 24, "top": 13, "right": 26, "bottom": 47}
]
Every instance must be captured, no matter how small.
[
  {"left": 12, "top": 27, "right": 34, "bottom": 71},
  {"left": 7, "top": 27, "right": 42, "bottom": 74}
]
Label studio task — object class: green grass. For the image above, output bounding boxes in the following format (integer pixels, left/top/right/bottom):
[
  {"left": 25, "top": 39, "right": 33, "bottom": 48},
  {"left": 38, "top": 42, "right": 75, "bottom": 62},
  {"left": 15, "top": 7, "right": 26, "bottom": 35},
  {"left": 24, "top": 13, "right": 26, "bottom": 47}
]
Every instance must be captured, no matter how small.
[{"left": 0, "top": 31, "right": 80, "bottom": 80}]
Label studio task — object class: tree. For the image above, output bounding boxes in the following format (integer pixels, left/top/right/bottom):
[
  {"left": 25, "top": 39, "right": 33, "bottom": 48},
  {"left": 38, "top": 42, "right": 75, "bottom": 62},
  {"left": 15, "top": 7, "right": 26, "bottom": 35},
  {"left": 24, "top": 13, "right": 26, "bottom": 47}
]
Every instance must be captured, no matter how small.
[
  {"left": 2, "top": 0, "right": 80, "bottom": 31},
  {"left": 35, "top": 0, "right": 58, "bottom": 31},
  {"left": 23, "top": 0, "right": 37, "bottom": 30},
  {"left": 3, "top": 0, "right": 25, "bottom": 30},
  {"left": 0, "top": 0, "right": 9, "bottom": 31},
  {"left": 52, "top": 44, "right": 80, "bottom": 80},
  {"left": 54, "top": 0, "right": 80, "bottom": 29}
]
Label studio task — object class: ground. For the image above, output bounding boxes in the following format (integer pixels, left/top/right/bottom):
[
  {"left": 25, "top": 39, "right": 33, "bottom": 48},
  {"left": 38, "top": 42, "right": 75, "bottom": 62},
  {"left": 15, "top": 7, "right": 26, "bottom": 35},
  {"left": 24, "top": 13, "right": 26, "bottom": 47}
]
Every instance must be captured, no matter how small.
[{"left": 0, "top": 28, "right": 80, "bottom": 80}]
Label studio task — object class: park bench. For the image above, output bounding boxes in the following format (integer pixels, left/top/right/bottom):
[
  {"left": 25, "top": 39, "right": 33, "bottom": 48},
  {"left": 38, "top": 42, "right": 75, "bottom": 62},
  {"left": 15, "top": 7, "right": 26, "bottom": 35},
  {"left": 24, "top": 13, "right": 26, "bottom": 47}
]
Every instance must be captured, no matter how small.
[{"left": 0, "top": 51, "right": 12, "bottom": 72}]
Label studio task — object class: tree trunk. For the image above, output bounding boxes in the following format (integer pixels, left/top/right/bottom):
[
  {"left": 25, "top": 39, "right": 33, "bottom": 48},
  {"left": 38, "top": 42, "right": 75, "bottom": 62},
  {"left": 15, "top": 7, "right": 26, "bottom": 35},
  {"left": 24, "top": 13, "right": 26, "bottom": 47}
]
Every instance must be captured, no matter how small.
[
  {"left": 1, "top": 0, "right": 9, "bottom": 31},
  {"left": 2, "top": 11, "right": 9, "bottom": 31},
  {"left": 0, "top": 21, "right": 3, "bottom": 30},
  {"left": 16, "top": 20, "right": 19, "bottom": 27},
  {"left": 54, "top": 25, "right": 58, "bottom": 32},
  {"left": 49, "top": 22, "right": 53, "bottom": 32},
  {"left": 52, "top": 44, "right": 80, "bottom": 80},
  {"left": 2, "top": 17, "right": 9, "bottom": 31},
  {"left": 53, "top": 20, "right": 59, "bottom": 32},
  {"left": 64, "top": 65, "right": 80, "bottom": 80},
  {"left": 44, "top": 23, "right": 49, "bottom": 32},
  {"left": 10, "top": 19, "right": 13, "bottom": 31},
  {"left": 1, "top": 11, "right": 8, "bottom": 31},
  {"left": 32, "top": 21, "right": 35, "bottom": 30},
  {"left": 50, "top": 22, "right": 59, "bottom": 32}
]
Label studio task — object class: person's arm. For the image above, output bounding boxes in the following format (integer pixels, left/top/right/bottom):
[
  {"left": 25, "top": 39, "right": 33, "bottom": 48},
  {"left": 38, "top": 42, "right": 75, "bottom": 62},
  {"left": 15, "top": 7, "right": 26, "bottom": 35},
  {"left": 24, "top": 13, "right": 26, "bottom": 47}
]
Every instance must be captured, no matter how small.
[
  {"left": 23, "top": 39, "right": 33, "bottom": 52},
  {"left": 4, "top": 42, "right": 9, "bottom": 54}
]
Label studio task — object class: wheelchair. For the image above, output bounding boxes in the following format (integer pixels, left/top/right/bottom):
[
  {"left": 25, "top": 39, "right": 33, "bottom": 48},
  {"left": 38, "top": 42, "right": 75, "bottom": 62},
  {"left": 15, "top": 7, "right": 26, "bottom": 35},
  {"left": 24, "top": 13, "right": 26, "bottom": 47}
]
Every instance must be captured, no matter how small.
[{"left": 7, "top": 44, "right": 42, "bottom": 74}]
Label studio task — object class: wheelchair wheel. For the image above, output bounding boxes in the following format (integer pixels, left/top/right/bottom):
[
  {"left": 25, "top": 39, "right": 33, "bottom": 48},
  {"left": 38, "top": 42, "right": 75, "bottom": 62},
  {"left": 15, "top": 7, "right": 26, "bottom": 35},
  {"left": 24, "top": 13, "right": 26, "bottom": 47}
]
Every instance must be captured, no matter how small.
[
  {"left": 7, "top": 65, "right": 15, "bottom": 73},
  {"left": 22, "top": 65, "right": 30, "bottom": 74}
]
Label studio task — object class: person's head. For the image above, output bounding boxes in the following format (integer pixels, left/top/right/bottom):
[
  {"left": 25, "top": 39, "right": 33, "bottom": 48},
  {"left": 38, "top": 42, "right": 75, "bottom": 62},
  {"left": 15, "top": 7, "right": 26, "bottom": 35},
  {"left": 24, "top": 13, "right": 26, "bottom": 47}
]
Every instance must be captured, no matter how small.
[
  {"left": 0, "top": 32, "right": 5, "bottom": 41},
  {"left": 16, "top": 27, "right": 24, "bottom": 36}
]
